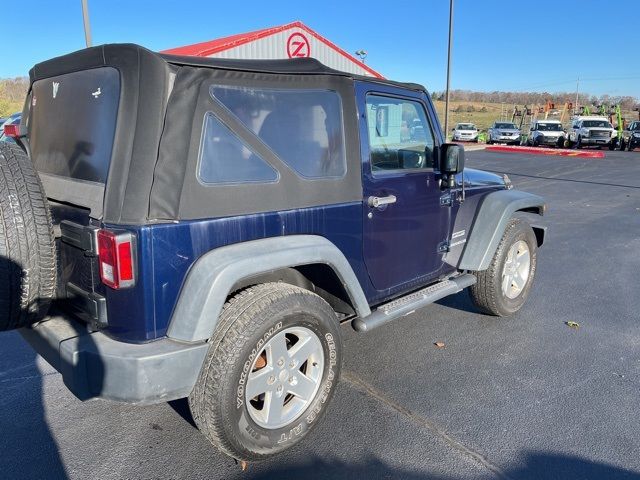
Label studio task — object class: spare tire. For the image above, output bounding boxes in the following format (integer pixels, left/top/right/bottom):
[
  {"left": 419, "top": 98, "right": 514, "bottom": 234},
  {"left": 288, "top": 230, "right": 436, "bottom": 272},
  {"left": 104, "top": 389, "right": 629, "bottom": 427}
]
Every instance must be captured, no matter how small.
[{"left": 0, "top": 142, "right": 56, "bottom": 331}]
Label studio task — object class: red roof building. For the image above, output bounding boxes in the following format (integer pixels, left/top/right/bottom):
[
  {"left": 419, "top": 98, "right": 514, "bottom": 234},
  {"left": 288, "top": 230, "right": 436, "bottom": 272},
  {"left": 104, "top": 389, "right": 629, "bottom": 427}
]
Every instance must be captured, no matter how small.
[{"left": 162, "top": 21, "right": 383, "bottom": 78}]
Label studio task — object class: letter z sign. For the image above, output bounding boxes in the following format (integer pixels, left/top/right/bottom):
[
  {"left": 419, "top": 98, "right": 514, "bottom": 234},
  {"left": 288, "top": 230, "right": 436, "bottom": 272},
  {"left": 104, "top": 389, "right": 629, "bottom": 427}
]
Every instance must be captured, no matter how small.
[{"left": 287, "top": 33, "right": 311, "bottom": 58}]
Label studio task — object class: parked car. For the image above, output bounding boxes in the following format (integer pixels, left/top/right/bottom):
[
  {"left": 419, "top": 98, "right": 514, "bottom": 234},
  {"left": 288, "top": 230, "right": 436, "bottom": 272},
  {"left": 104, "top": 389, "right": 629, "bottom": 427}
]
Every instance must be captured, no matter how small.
[
  {"left": 487, "top": 121, "right": 521, "bottom": 145},
  {"left": 620, "top": 120, "right": 640, "bottom": 151},
  {"left": 566, "top": 116, "right": 616, "bottom": 149},
  {"left": 526, "top": 119, "right": 565, "bottom": 148},
  {"left": 452, "top": 122, "right": 479, "bottom": 142},
  {"left": 0, "top": 44, "right": 546, "bottom": 462}
]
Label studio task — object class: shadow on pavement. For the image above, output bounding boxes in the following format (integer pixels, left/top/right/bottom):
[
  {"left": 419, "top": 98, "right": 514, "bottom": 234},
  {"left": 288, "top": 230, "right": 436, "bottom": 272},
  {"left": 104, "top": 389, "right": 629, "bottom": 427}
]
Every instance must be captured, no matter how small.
[
  {"left": 435, "top": 289, "right": 479, "bottom": 315},
  {"left": 251, "top": 452, "right": 640, "bottom": 480},
  {"left": 0, "top": 255, "right": 101, "bottom": 479},
  {"left": 168, "top": 397, "right": 198, "bottom": 429}
]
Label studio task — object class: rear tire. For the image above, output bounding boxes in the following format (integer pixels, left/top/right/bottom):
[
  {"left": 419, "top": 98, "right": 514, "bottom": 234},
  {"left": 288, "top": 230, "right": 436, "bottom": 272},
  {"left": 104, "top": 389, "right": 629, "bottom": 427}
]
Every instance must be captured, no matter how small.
[
  {"left": 189, "top": 283, "right": 342, "bottom": 461},
  {"left": 0, "top": 143, "right": 56, "bottom": 331},
  {"left": 469, "top": 218, "right": 538, "bottom": 317}
]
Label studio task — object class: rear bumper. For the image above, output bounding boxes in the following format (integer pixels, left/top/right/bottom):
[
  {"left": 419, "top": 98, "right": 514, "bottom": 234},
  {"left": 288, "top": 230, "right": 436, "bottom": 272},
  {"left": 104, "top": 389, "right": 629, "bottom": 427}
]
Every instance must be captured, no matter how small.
[{"left": 19, "top": 314, "right": 208, "bottom": 405}]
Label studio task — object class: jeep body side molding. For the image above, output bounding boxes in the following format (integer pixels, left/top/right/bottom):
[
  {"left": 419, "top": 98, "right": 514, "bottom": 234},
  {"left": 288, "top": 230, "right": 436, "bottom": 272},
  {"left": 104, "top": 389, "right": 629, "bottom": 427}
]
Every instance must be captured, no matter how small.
[
  {"left": 458, "top": 190, "right": 545, "bottom": 271},
  {"left": 167, "top": 235, "right": 371, "bottom": 342}
]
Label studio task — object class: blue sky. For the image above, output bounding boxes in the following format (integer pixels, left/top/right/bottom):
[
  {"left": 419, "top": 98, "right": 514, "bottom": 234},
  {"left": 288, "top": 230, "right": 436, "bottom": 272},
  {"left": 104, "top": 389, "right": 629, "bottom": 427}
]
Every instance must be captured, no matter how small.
[{"left": 4, "top": 0, "right": 639, "bottom": 98}]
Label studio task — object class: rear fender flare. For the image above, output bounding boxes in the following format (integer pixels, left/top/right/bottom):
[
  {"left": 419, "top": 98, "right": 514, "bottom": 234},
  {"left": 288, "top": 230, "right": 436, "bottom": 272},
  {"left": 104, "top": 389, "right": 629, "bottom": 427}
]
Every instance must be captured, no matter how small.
[{"left": 167, "top": 235, "right": 370, "bottom": 342}]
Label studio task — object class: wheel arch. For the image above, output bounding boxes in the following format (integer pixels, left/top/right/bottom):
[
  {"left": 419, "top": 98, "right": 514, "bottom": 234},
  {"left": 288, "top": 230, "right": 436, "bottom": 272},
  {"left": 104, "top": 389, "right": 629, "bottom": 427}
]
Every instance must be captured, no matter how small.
[
  {"left": 458, "top": 189, "right": 546, "bottom": 271},
  {"left": 167, "top": 235, "right": 371, "bottom": 342}
]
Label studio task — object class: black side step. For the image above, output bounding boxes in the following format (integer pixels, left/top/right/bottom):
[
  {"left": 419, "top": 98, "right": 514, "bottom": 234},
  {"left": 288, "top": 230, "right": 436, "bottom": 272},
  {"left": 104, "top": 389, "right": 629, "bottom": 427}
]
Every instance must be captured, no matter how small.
[{"left": 352, "top": 274, "right": 476, "bottom": 332}]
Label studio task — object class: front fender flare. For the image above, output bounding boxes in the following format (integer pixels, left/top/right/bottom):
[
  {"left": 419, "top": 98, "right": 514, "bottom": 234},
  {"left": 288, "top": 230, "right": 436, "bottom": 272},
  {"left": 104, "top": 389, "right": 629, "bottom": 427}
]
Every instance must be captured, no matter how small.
[
  {"left": 167, "top": 235, "right": 370, "bottom": 343},
  {"left": 458, "top": 189, "right": 545, "bottom": 271}
]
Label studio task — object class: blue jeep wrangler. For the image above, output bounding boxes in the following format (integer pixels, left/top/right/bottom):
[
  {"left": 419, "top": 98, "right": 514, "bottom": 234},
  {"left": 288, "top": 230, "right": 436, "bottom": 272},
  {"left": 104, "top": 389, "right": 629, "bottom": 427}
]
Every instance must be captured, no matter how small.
[{"left": 0, "top": 44, "right": 545, "bottom": 461}]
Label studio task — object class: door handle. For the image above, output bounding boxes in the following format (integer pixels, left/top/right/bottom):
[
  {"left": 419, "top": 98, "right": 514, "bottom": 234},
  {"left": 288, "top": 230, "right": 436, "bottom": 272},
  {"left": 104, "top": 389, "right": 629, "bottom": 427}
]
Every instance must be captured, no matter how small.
[{"left": 368, "top": 195, "right": 397, "bottom": 209}]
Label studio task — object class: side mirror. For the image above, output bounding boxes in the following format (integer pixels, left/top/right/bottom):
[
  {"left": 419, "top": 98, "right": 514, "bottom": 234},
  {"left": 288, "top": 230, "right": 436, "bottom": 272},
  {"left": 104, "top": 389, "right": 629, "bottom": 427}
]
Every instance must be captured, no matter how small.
[{"left": 438, "top": 143, "right": 465, "bottom": 187}]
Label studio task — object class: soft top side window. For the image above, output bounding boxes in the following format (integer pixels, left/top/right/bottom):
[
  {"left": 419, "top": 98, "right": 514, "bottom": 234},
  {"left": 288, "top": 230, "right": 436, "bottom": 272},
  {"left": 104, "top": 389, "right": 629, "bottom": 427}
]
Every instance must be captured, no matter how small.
[
  {"left": 197, "top": 112, "right": 279, "bottom": 185},
  {"left": 210, "top": 86, "right": 347, "bottom": 180}
]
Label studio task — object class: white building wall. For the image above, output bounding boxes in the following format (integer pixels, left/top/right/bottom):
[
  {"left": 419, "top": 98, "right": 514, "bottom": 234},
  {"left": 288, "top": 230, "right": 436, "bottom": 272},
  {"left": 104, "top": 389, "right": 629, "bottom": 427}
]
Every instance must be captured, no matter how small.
[{"left": 209, "top": 26, "right": 375, "bottom": 77}]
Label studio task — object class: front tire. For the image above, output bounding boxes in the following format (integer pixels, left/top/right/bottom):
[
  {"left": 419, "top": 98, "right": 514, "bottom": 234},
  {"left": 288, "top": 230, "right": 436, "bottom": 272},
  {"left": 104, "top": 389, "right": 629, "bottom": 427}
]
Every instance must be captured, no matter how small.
[
  {"left": 470, "top": 218, "right": 538, "bottom": 316},
  {"left": 189, "top": 283, "right": 342, "bottom": 461}
]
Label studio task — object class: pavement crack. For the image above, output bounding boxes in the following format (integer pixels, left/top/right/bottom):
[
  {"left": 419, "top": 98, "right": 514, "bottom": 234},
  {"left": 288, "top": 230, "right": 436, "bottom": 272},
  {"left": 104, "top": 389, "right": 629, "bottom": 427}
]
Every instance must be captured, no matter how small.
[
  {"left": 342, "top": 370, "right": 514, "bottom": 480},
  {"left": 0, "top": 371, "right": 59, "bottom": 385}
]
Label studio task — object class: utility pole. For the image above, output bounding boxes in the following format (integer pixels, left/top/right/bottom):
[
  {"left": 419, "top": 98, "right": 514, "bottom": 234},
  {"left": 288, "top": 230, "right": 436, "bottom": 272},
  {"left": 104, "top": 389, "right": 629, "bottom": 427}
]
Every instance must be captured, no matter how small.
[
  {"left": 81, "top": 0, "right": 92, "bottom": 48},
  {"left": 574, "top": 76, "right": 579, "bottom": 114},
  {"left": 443, "top": 0, "right": 454, "bottom": 139}
]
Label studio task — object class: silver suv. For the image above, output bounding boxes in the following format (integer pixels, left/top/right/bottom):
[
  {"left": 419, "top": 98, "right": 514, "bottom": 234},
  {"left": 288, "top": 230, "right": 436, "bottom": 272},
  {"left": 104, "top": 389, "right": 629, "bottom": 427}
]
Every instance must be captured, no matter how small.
[{"left": 487, "top": 122, "right": 521, "bottom": 145}]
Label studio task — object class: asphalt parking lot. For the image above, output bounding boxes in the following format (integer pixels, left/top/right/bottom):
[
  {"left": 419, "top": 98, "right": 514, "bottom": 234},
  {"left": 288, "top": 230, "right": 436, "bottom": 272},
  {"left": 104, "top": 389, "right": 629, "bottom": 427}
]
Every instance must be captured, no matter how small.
[{"left": 1, "top": 149, "right": 639, "bottom": 480}]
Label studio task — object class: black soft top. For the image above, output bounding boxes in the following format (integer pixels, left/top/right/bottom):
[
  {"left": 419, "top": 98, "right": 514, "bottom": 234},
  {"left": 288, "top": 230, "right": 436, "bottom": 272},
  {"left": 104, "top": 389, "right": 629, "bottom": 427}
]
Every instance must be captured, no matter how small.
[
  {"left": 28, "top": 44, "right": 427, "bottom": 223},
  {"left": 158, "top": 52, "right": 427, "bottom": 92},
  {"left": 30, "top": 44, "right": 425, "bottom": 92}
]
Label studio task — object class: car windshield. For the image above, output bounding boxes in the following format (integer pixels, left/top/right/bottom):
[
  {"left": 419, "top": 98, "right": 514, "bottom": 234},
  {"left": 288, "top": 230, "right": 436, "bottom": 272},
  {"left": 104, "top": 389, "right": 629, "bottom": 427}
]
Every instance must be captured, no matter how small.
[
  {"left": 631, "top": 123, "right": 640, "bottom": 131},
  {"left": 458, "top": 124, "right": 476, "bottom": 130},
  {"left": 582, "top": 120, "right": 612, "bottom": 128},
  {"left": 495, "top": 123, "right": 517, "bottom": 129},
  {"left": 537, "top": 123, "right": 562, "bottom": 131}
]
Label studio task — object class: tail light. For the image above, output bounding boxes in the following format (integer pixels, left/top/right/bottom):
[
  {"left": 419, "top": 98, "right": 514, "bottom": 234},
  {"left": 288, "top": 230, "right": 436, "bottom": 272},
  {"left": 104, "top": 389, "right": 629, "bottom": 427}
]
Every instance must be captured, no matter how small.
[
  {"left": 3, "top": 123, "right": 21, "bottom": 138},
  {"left": 97, "top": 230, "right": 136, "bottom": 289}
]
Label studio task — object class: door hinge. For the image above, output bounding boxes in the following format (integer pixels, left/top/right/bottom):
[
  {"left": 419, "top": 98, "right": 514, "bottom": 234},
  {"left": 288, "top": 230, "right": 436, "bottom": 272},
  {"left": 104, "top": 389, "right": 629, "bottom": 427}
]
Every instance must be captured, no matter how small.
[
  {"left": 437, "top": 241, "right": 450, "bottom": 253},
  {"left": 440, "top": 192, "right": 452, "bottom": 207}
]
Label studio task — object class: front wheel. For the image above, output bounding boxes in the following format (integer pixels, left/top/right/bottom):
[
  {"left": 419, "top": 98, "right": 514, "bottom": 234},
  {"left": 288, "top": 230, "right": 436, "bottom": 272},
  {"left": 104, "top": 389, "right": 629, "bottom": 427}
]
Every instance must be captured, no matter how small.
[
  {"left": 470, "top": 218, "right": 538, "bottom": 316},
  {"left": 189, "top": 283, "right": 342, "bottom": 461}
]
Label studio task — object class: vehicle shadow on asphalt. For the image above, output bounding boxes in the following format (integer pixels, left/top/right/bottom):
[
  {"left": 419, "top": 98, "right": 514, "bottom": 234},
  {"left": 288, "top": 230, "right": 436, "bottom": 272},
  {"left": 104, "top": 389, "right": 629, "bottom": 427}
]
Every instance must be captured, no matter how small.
[
  {"left": 435, "top": 290, "right": 478, "bottom": 314},
  {"left": 0, "top": 256, "right": 102, "bottom": 480},
  {"left": 250, "top": 452, "right": 640, "bottom": 480}
]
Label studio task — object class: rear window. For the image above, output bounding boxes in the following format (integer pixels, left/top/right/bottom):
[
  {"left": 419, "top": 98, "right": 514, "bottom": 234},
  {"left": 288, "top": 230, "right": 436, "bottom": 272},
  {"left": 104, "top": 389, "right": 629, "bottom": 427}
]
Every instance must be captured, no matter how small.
[
  {"left": 29, "top": 67, "right": 120, "bottom": 184},
  {"left": 208, "top": 86, "right": 346, "bottom": 180}
]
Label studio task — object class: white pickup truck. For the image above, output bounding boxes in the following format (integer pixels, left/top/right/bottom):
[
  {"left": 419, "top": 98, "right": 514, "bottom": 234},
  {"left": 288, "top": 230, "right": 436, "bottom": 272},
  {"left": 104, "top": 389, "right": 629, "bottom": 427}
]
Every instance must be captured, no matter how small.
[{"left": 566, "top": 116, "right": 616, "bottom": 149}]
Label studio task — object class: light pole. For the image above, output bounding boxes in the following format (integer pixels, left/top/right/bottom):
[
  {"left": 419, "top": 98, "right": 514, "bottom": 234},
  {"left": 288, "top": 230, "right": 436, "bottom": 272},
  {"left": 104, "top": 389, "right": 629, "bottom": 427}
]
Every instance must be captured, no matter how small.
[
  {"left": 443, "top": 0, "right": 454, "bottom": 139},
  {"left": 355, "top": 50, "right": 368, "bottom": 63},
  {"left": 81, "top": 0, "right": 92, "bottom": 48}
]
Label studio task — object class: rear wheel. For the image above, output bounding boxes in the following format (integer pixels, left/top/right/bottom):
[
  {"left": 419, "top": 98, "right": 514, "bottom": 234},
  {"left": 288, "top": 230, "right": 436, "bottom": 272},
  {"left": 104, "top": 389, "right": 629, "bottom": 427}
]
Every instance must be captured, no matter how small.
[
  {"left": 470, "top": 218, "right": 538, "bottom": 316},
  {"left": 189, "top": 283, "right": 342, "bottom": 461},
  {"left": 0, "top": 143, "right": 56, "bottom": 331}
]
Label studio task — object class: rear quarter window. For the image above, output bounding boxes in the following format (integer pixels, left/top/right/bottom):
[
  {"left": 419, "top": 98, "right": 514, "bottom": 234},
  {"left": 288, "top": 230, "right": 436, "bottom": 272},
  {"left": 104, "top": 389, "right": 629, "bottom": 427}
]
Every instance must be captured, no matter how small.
[
  {"left": 208, "top": 86, "right": 347, "bottom": 180},
  {"left": 197, "top": 112, "right": 279, "bottom": 185}
]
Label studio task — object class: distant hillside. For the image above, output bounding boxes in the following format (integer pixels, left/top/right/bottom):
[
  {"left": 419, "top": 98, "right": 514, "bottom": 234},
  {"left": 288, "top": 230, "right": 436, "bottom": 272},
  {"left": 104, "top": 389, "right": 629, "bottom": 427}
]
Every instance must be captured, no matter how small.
[
  {"left": 0, "top": 77, "right": 29, "bottom": 117},
  {"left": 431, "top": 89, "right": 639, "bottom": 111}
]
